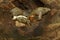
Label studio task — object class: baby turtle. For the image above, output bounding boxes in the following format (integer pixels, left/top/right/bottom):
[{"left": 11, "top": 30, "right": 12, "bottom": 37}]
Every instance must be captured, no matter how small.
[{"left": 30, "top": 7, "right": 51, "bottom": 20}]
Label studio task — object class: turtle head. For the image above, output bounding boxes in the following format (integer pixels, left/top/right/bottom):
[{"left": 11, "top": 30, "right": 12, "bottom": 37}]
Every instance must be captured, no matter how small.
[{"left": 13, "top": 16, "right": 17, "bottom": 20}]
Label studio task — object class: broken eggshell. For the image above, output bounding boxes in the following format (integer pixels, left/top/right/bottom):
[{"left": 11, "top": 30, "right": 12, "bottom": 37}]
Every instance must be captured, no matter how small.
[{"left": 15, "top": 21, "right": 26, "bottom": 27}]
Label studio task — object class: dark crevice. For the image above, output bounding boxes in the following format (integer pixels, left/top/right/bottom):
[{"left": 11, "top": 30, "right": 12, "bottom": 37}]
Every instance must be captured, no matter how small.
[
  {"left": 33, "top": 0, "right": 45, "bottom": 7},
  {"left": 12, "top": 0, "right": 29, "bottom": 10},
  {"left": 12, "top": 0, "right": 45, "bottom": 10}
]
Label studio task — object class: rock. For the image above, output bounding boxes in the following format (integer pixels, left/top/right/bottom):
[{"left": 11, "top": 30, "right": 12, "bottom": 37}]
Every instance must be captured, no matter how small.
[
  {"left": 0, "top": 0, "right": 3, "bottom": 3},
  {"left": 40, "top": 0, "right": 60, "bottom": 9},
  {"left": 51, "top": 10, "right": 60, "bottom": 24}
]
